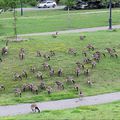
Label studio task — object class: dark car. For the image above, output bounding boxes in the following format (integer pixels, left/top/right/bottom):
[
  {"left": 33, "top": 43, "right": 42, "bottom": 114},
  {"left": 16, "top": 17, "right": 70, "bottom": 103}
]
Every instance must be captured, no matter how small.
[
  {"left": 75, "top": 2, "right": 88, "bottom": 10},
  {"left": 64, "top": 2, "right": 88, "bottom": 10},
  {"left": 64, "top": 1, "right": 104, "bottom": 10}
]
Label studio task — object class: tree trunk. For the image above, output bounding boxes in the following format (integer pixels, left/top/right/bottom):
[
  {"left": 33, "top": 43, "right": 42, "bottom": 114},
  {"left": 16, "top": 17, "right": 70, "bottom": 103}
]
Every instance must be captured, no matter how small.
[{"left": 13, "top": 8, "right": 17, "bottom": 40}]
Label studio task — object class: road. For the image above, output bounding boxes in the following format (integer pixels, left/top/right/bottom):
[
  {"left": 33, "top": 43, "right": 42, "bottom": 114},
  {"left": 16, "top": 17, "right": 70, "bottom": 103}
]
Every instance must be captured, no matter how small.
[
  {"left": 0, "top": 92, "right": 120, "bottom": 117},
  {"left": 18, "top": 25, "right": 120, "bottom": 37},
  {"left": 16, "top": 6, "right": 65, "bottom": 11}
]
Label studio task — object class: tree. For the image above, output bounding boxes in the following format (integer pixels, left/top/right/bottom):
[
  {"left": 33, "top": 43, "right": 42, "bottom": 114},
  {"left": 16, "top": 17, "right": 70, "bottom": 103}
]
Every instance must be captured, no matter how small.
[
  {"left": 61, "top": 0, "right": 76, "bottom": 29},
  {"left": 21, "top": 0, "right": 37, "bottom": 6},
  {"left": 55, "top": 0, "right": 60, "bottom": 4},
  {"left": 8, "top": 0, "right": 19, "bottom": 40},
  {"left": 0, "top": 0, "right": 19, "bottom": 39},
  {"left": 0, "top": 0, "right": 9, "bottom": 13},
  {"left": 81, "top": 0, "right": 120, "bottom": 7},
  {"left": 62, "top": 0, "right": 76, "bottom": 8}
]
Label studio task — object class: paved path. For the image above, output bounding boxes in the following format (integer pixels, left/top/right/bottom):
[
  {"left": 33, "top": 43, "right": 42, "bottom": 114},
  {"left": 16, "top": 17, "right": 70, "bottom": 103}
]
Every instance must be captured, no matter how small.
[
  {"left": 18, "top": 25, "right": 120, "bottom": 37},
  {"left": 0, "top": 92, "right": 120, "bottom": 117}
]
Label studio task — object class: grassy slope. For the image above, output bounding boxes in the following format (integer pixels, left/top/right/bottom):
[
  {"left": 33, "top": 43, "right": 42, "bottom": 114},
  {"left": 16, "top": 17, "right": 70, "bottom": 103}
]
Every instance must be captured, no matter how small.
[
  {"left": 0, "top": 9, "right": 120, "bottom": 35},
  {"left": 2, "top": 101, "right": 120, "bottom": 120},
  {"left": 0, "top": 30, "right": 120, "bottom": 105}
]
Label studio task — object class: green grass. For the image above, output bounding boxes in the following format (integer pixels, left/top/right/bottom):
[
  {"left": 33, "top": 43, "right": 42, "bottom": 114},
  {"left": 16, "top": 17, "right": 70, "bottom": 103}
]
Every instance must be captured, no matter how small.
[
  {"left": 0, "top": 9, "right": 120, "bottom": 35},
  {"left": 2, "top": 101, "right": 120, "bottom": 120},
  {"left": 0, "top": 30, "right": 120, "bottom": 105},
  {"left": 0, "top": 8, "right": 115, "bottom": 18}
]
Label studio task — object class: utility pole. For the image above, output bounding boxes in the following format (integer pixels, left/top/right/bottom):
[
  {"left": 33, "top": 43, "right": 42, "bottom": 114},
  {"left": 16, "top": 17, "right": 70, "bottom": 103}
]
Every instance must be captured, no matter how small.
[
  {"left": 20, "top": 0, "right": 23, "bottom": 16},
  {"left": 109, "top": 0, "right": 112, "bottom": 29}
]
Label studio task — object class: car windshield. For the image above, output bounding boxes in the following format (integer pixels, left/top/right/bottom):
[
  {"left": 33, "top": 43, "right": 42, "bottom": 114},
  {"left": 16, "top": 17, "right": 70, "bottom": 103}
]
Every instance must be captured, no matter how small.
[
  {"left": 42, "top": 1, "right": 53, "bottom": 3},
  {"left": 42, "top": 2, "right": 46, "bottom": 3},
  {"left": 47, "top": 2, "right": 52, "bottom": 3}
]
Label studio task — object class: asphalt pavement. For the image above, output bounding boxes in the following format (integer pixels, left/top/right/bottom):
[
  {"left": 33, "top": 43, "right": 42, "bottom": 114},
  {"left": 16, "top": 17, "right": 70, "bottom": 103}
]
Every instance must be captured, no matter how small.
[
  {"left": 16, "top": 6, "right": 65, "bottom": 11},
  {"left": 18, "top": 25, "right": 120, "bottom": 37},
  {"left": 0, "top": 92, "right": 120, "bottom": 116}
]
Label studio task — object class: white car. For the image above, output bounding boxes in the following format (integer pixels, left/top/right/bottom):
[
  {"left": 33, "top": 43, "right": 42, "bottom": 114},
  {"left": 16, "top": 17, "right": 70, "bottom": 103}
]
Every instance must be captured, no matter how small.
[{"left": 37, "top": 1, "right": 57, "bottom": 8}]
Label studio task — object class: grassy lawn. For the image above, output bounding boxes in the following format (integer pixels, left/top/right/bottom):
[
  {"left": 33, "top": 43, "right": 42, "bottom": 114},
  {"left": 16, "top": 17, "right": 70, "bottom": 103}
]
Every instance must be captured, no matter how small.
[
  {"left": 0, "top": 30, "right": 120, "bottom": 105},
  {"left": 2, "top": 101, "right": 120, "bottom": 120},
  {"left": 0, "top": 9, "right": 120, "bottom": 35}
]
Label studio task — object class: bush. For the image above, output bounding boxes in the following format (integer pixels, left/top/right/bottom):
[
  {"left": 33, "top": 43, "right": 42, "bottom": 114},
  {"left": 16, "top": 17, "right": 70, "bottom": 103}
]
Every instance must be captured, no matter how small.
[
  {"left": 21, "top": 0, "right": 37, "bottom": 7},
  {"left": 28, "top": 0, "right": 37, "bottom": 6}
]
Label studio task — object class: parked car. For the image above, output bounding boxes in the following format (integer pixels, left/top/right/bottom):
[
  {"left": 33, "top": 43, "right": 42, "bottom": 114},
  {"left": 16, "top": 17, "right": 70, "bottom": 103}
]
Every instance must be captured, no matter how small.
[
  {"left": 64, "top": 2, "right": 88, "bottom": 10},
  {"left": 37, "top": 1, "right": 57, "bottom": 8},
  {"left": 64, "top": 1, "right": 105, "bottom": 10},
  {"left": 75, "top": 2, "right": 88, "bottom": 10}
]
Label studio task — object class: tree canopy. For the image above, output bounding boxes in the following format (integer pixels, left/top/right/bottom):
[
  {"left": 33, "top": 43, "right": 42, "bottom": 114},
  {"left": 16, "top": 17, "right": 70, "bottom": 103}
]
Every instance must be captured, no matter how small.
[
  {"left": 0, "top": 0, "right": 19, "bottom": 12},
  {"left": 0, "top": 0, "right": 37, "bottom": 12},
  {"left": 61, "top": 0, "right": 120, "bottom": 9},
  {"left": 62, "top": 0, "right": 76, "bottom": 8}
]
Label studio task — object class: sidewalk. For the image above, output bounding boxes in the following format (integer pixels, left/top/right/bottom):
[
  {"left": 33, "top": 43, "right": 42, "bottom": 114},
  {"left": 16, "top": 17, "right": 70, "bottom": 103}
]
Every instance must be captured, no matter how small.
[
  {"left": 0, "top": 92, "right": 120, "bottom": 117},
  {"left": 18, "top": 25, "right": 120, "bottom": 37}
]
